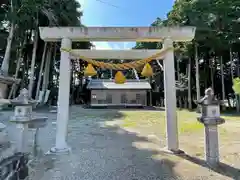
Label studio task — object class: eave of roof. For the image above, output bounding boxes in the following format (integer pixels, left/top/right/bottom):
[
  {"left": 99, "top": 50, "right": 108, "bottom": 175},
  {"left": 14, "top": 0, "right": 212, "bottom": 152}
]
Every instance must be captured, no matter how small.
[{"left": 87, "top": 79, "right": 151, "bottom": 90}]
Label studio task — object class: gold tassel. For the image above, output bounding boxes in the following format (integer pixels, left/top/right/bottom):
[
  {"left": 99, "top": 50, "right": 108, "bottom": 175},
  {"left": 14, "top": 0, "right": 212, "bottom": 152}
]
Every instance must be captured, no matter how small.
[
  {"left": 114, "top": 71, "right": 126, "bottom": 84},
  {"left": 141, "top": 63, "right": 153, "bottom": 77},
  {"left": 84, "top": 64, "right": 97, "bottom": 76}
]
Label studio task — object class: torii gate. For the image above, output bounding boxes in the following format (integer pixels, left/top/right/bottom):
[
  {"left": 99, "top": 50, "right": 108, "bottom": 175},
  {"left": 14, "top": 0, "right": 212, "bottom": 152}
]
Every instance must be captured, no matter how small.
[{"left": 39, "top": 26, "right": 196, "bottom": 154}]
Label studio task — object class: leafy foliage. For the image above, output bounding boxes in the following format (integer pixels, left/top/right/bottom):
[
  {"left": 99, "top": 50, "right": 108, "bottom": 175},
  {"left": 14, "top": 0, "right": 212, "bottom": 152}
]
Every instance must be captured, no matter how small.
[
  {"left": 0, "top": 0, "right": 91, "bottom": 100},
  {"left": 133, "top": 0, "right": 240, "bottom": 101}
]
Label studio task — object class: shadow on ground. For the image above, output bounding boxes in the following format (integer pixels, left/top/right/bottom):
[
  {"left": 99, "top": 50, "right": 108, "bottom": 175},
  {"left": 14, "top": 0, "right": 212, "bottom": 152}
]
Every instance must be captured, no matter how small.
[
  {"left": 173, "top": 153, "right": 240, "bottom": 179},
  {"left": 27, "top": 107, "right": 180, "bottom": 180},
  {"left": 4, "top": 106, "right": 240, "bottom": 179},
  {"left": 76, "top": 107, "right": 240, "bottom": 179}
]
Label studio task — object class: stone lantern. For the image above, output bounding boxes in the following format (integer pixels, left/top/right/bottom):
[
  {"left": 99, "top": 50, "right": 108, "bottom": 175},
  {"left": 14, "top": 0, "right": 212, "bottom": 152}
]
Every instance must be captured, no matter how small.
[
  {"left": 196, "top": 88, "right": 225, "bottom": 167},
  {"left": 10, "top": 88, "right": 48, "bottom": 156}
]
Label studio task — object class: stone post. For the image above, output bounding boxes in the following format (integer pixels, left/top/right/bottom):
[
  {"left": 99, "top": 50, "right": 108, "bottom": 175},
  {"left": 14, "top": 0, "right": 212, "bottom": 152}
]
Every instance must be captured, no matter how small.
[
  {"left": 49, "top": 38, "right": 72, "bottom": 154},
  {"left": 197, "top": 88, "right": 225, "bottom": 167},
  {"left": 163, "top": 37, "right": 179, "bottom": 153}
]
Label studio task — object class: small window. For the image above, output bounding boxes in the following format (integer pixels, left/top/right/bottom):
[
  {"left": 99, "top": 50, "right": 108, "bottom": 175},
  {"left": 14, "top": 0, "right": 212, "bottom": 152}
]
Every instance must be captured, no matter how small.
[
  {"left": 121, "top": 93, "right": 127, "bottom": 103},
  {"left": 136, "top": 94, "right": 141, "bottom": 104},
  {"left": 131, "top": 99, "right": 136, "bottom": 104},
  {"left": 136, "top": 94, "right": 141, "bottom": 100},
  {"left": 106, "top": 93, "right": 112, "bottom": 103},
  {"left": 98, "top": 100, "right": 104, "bottom": 104}
]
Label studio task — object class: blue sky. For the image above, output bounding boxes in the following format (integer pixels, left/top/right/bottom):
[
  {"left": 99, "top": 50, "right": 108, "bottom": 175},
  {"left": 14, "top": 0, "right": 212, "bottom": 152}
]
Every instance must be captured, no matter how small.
[{"left": 78, "top": 0, "right": 175, "bottom": 49}]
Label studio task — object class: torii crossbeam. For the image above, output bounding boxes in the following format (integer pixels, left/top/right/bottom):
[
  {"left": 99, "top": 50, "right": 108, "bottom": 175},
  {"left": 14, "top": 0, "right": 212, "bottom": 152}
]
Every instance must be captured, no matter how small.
[{"left": 39, "top": 26, "right": 196, "bottom": 154}]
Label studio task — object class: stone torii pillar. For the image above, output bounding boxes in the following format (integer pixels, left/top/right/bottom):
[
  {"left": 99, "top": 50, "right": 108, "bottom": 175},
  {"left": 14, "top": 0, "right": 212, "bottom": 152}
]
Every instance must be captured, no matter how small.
[
  {"left": 163, "top": 37, "right": 180, "bottom": 153},
  {"left": 48, "top": 38, "right": 72, "bottom": 154},
  {"left": 38, "top": 26, "right": 196, "bottom": 154}
]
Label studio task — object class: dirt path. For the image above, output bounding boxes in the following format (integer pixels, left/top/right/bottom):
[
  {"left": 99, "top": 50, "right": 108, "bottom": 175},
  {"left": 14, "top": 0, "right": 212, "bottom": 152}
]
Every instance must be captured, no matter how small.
[
  {"left": 106, "top": 112, "right": 240, "bottom": 180},
  {"left": 1, "top": 107, "right": 240, "bottom": 179}
]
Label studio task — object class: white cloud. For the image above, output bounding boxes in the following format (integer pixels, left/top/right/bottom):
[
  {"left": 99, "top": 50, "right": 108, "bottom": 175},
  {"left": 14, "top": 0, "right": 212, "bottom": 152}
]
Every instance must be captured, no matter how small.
[{"left": 78, "top": 0, "right": 87, "bottom": 10}]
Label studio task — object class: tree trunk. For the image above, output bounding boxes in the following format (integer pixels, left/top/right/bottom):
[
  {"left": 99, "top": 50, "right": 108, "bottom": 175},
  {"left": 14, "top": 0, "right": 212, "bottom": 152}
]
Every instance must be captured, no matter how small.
[
  {"left": 1, "top": 0, "right": 16, "bottom": 75},
  {"left": 35, "top": 42, "right": 47, "bottom": 100},
  {"left": 149, "top": 77, "right": 152, "bottom": 106},
  {"left": 210, "top": 58, "right": 214, "bottom": 90},
  {"left": 0, "top": 23, "right": 15, "bottom": 98},
  {"left": 188, "top": 58, "right": 192, "bottom": 109},
  {"left": 156, "top": 60, "right": 164, "bottom": 71},
  {"left": 195, "top": 43, "right": 200, "bottom": 100},
  {"left": 236, "top": 52, "right": 240, "bottom": 112},
  {"left": 195, "top": 46, "right": 202, "bottom": 113},
  {"left": 230, "top": 47, "right": 234, "bottom": 78},
  {"left": 220, "top": 56, "right": 226, "bottom": 110},
  {"left": 28, "top": 29, "right": 39, "bottom": 97},
  {"left": 230, "top": 47, "right": 239, "bottom": 111},
  {"left": 8, "top": 46, "right": 23, "bottom": 99},
  {"left": 1, "top": 24, "right": 15, "bottom": 75},
  {"left": 132, "top": 68, "right": 139, "bottom": 80},
  {"left": 237, "top": 52, "right": 240, "bottom": 77},
  {"left": 176, "top": 58, "right": 180, "bottom": 81},
  {"left": 71, "top": 61, "right": 75, "bottom": 105},
  {"left": 20, "top": 31, "right": 32, "bottom": 89},
  {"left": 42, "top": 44, "right": 52, "bottom": 92},
  {"left": 12, "top": 33, "right": 29, "bottom": 97},
  {"left": 227, "top": 96, "right": 232, "bottom": 108}
]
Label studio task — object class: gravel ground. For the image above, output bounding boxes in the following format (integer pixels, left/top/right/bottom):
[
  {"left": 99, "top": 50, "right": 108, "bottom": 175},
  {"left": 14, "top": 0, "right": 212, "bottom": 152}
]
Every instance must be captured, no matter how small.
[{"left": 0, "top": 106, "right": 239, "bottom": 180}]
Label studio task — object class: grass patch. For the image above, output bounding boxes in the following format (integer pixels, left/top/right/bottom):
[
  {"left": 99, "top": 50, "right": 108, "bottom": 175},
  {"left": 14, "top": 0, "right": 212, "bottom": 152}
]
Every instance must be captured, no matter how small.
[
  {"left": 178, "top": 121, "right": 203, "bottom": 133},
  {"left": 177, "top": 110, "right": 203, "bottom": 133},
  {"left": 122, "top": 119, "right": 137, "bottom": 127},
  {"left": 219, "top": 127, "right": 228, "bottom": 135},
  {"left": 119, "top": 110, "right": 203, "bottom": 134},
  {"left": 118, "top": 109, "right": 240, "bottom": 135}
]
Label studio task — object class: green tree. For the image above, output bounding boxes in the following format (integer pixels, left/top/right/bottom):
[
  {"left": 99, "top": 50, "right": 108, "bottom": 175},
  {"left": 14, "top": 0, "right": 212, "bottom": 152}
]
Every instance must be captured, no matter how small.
[
  {"left": 0, "top": 0, "right": 92, "bottom": 100},
  {"left": 133, "top": 0, "right": 240, "bottom": 110}
]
